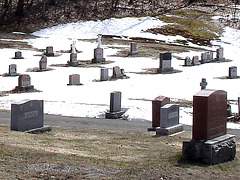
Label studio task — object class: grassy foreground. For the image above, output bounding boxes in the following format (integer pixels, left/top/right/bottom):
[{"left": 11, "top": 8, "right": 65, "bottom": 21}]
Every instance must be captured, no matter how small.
[{"left": 0, "top": 124, "right": 239, "bottom": 179}]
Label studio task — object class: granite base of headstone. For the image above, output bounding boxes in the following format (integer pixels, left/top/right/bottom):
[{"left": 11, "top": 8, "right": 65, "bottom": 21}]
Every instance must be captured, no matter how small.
[
  {"left": 105, "top": 91, "right": 128, "bottom": 119},
  {"left": 12, "top": 51, "right": 24, "bottom": 59},
  {"left": 148, "top": 96, "right": 170, "bottom": 131},
  {"left": 182, "top": 134, "right": 236, "bottom": 165},
  {"left": 155, "top": 104, "right": 183, "bottom": 135},
  {"left": 182, "top": 89, "right": 236, "bottom": 165},
  {"left": 92, "top": 48, "right": 106, "bottom": 63},
  {"left": 128, "top": 42, "right": 138, "bottom": 56},
  {"left": 11, "top": 100, "right": 51, "bottom": 133}
]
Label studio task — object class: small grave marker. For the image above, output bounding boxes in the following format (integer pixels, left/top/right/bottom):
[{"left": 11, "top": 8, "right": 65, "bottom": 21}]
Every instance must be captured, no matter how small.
[
  {"left": 228, "top": 66, "right": 237, "bottom": 79},
  {"left": 112, "top": 66, "right": 124, "bottom": 78},
  {"left": 8, "top": 64, "right": 18, "bottom": 76},
  {"left": 158, "top": 52, "right": 173, "bottom": 73},
  {"left": 192, "top": 56, "right": 200, "bottom": 65},
  {"left": 200, "top": 78, "right": 207, "bottom": 90},
  {"left": 128, "top": 42, "right": 138, "bottom": 55},
  {"left": 14, "top": 51, "right": 23, "bottom": 59},
  {"left": 39, "top": 55, "right": 47, "bottom": 70},
  {"left": 184, "top": 56, "right": 192, "bottom": 66},
  {"left": 216, "top": 47, "right": 225, "bottom": 60},
  {"left": 16, "top": 74, "right": 34, "bottom": 91},
  {"left": 46, "top": 46, "right": 54, "bottom": 56},
  {"left": 100, "top": 68, "right": 109, "bottom": 81},
  {"left": 67, "top": 74, "right": 82, "bottom": 85}
]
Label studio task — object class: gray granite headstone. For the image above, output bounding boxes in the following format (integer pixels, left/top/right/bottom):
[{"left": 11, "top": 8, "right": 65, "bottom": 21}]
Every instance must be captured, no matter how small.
[
  {"left": 207, "top": 52, "right": 214, "bottom": 61},
  {"left": 15, "top": 51, "right": 23, "bottom": 59},
  {"left": 112, "top": 66, "right": 123, "bottom": 78},
  {"left": 17, "top": 74, "right": 34, "bottom": 91},
  {"left": 92, "top": 48, "right": 105, "bottom": 63},
  {"left": 184, "top": 56, "right": 192, "bottom": 66},
  {"left": 70, "top": 53, "right": 77, "bottom": 62},
  {"left": 192, "top": 56, "right": 200, "bottom": 65},
  {"left": 216, "top": 47, "right": 224, "bottom": 60},
  {"left": 201, "top": 52, "right": 208, "bottom": 64},
  {"left": 68, "top": 74, "right": 82, "bottom": 85},
  {"left": 46, "top": 46, "right": 54, "bottom": 56},
  {"left": 11, "top": 100, "right": 44, "bottom": 131},
  {"left": 9, "top": 64, "right": 17, "bottom": 75},
  {"left": 160, "top": 104, "right": 180, "bottom": 128},
  {"left": 158, "top": 52, "right": 173, "bottom": 72},
  {"left": 100, "top": 68, "right": 109, "bottom": 81},
  {"left": 110, "top": 91, "right": 122, "bottom": 113},
  {"left": 228, "top": 66, "right": 237, "bottom": 79},
  {"left": 128, "top": 42, "right": 138, "bottom": 55},
  {"left": 39, "top": 55, "right": 47, "bottom": 70}
]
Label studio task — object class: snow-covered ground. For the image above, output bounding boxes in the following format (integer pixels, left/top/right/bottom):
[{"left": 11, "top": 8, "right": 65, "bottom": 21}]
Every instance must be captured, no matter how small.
[{"left": 1, "top": 16, "right": 240, "bottom": 129}]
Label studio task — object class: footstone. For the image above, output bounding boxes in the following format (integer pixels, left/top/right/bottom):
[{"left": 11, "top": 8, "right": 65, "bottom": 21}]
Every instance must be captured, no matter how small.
[{"left": 182, "top": 134, "right": 236, "bottom": 165}]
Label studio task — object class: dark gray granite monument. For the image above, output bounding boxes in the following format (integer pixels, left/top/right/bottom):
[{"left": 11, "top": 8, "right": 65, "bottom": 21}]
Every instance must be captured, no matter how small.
[
  {"left": 11, "top": 100, "right": 51, "bottom": 133},
  {"left": 128, "top": 42, "right": 138, "bottom": 55},
  {"left": 156, "top": 104, "right": 183, "bottom": 135},
  {"left": 45, "top": 46, "right": 54, "bottom": 57},
  {"left": 228, "top": 66, "right": 238, "bottom": 79},
  {"left": 105, "top": 91, "right": 127, "bottom": 119},
  {"left": 182, "top": 89, "right": 236, "bottom": 165},
  {"left": 8, "top": 64, "right": 19, "bottom": 76},
  {"left": 158, "top": 52, "right": 173, "bottom": 73},
  {"left": 13, "top": 51, "right": 24, "bottom": 59},
  {"left": 67, "top": 53, "right": 78, "bottom": 66}
]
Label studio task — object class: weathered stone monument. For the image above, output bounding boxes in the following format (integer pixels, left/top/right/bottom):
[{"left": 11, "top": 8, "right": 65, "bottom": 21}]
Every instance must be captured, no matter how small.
[
  {"left": 182, "top": 89, "right": 236, "bottom": 165},
  {"left": 201, "top": 52, "right": 208, "bottom": 64},
  {"left": 158, "top": 52, "right": 173, "bottom": 73},
  {"left": 105, "top": 91, "right": 127, "bottom": 119},
  {"left": 45, "top": 46, "right": 54, "bottom": 56},
  {"left": 16, "top": 74, "right": 34, "bottom": 91},
  {"left": 200, "top": 78, "right": 207, "bottom": 90},
  {"left": 11, "top": 100, "right": 51, "bottom": 133},
  {"left": 100, "top": 68, "right": 109, "bottom": 81},
  {"left": 184, "top": 56, "right": 192, "bottom": 66},
  {"left": 67, "top": 74, "right": 82, "bottom": 85},
  {"left": 148, "top": 96, "right": 170, "bottom": 131},
  {"left": 39, "top": 55, "right": 47, "bottom": 70},
  {"left": 67, "top": 53, "right": 78, "bottom": 66},
  {"left": 192, "top": 56, "right": 200, "bottom": 65},
  {"left": 92, "top": 35, "right": 105, "bottom": 63},
  {"left": 8, "top": 64, "right": 19, "bottom": 76},
  {"left": 228, "top": 66, "right": 237, "bottom": 79},
  {"left": 14, "top": 51, "right": 24, "bottom": 59},
  {"left": 112, "top": 66, "right": 124, "bottom": 79},
  {"left": 216, "top": 47, "right": 225, "bottom": 61},
  {"left": 156, "top": 104, "right": 183, "bottom": 135},
  {"left": 128, "top": 42, "right": 138, "bottom": 55}
]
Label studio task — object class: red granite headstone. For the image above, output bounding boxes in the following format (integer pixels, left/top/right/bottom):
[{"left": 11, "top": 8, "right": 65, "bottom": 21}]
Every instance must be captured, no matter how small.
[
  {"left": 152, "top": 96, "right": 170, "bottom": 127},
  {"left": 193, "top": 89, "right": 227, "bottom": 140}
]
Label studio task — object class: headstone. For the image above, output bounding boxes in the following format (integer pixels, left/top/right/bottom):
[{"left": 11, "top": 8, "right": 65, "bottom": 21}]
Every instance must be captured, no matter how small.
[
  {"left": 238, "top": 97, "right": 240, "bottom": 115},
  {"left": 14, "top": 51, "right": 23, "bottom": 59},
  {"left": 148, "top": 96, "right": 170, "bottom": 131},
  {"left": 201, "top": 52, "right": 208, "bottom": 64},
  {"left": 68, "top": 74, "right": 82, "bottom": 85},
  {"left": 39, "top": 55, "right": 47, "bottom": 70},
  {"left": 184, "top": 56, "right": 192, "bottom": 66},
  {"left": 158, "top": 52, "right": 173, "bottom": 72},
  {"left": 92, "top": 48, "right": 105, "bottom": 63},
  {"left": 105, "top": 91, "right": 127, "bottom": 119},
  {"left": 207, "top": 52, "right": 214, "bottom": 61},
  {"left": 228, "top": 66, "right": 237, "bottom": 79},
  {"left": 11, "top": 100, "right": 51, "bottom": 133},
  {"left": 8, "top": 64, "right": 18, "bottom": 76},
  {"left": 200, "top": 78, "right": 207, "bottom": 90},
  {"left": 100, "top": 68, "right": 109, "bottom": 81},
  {"left": 182, "top": 89, "right": 236, "bottom": 165},
  {"left": 128, "top": 42, "right": 138, "bottom": 55},
  {"left": 17, "top": 74, "right": 34, "bottom": 91},
  {"left": 112, "top": 66, "right": 123, "bottom": 78},
  {"left": 192, "top": 56, "right": 200, "bottom": 65},
  {"left": 216, "top": 47, "right": 224, "bottom": 60},
  {"left": 46, "top": 46, "right": 54, "bottom": 56},
  {"left": 156, "top": 104, "right": 183, "bottom": 135}
]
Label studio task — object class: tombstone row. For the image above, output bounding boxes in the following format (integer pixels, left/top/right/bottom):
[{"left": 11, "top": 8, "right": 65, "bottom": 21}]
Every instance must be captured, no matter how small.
[{"left": 184, "top": 47, "right": 225, "bottom": 66}]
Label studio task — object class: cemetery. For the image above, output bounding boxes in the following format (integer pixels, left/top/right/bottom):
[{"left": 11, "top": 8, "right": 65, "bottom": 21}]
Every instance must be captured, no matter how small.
[{"left": 0, "top": 2, "right": 240, "bottom": 179}]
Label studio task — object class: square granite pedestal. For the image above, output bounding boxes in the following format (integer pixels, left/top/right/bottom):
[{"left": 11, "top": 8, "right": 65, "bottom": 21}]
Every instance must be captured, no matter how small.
[
  {"left": 182, "top": 134, "right": 236, "bottom": 165},
  {"left": 156, "top": 124, "right": 183, "bottom": 135}
]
